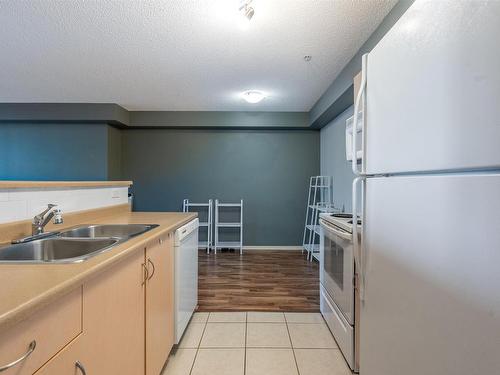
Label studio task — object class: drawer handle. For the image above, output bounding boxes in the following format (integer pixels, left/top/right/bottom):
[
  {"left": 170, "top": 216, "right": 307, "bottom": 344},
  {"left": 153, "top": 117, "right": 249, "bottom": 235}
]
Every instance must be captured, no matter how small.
[
  {"left": 75, "top": 361, "right": 87, "bottom": 375},
  {"left": 147, "top": 258, "right": 155, "bottom": 280},
  {"left": 0, "top": 340, "right": 36, "bottom": 372}
]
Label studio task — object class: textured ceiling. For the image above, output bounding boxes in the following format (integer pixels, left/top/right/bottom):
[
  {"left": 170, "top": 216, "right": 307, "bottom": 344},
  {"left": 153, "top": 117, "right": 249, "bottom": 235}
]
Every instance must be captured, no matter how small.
[{"left": 0, "top": 0, "right": 397, "bottom": 111}]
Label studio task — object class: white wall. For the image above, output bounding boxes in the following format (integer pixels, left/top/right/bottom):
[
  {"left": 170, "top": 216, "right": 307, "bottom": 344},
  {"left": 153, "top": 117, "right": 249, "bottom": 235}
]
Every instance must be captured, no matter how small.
[
  {"left": 320, "top": 106, "right": 356, "bottom": 212},
  {"left": 0, "top": 186, "right": 128, "bottom": 224}
]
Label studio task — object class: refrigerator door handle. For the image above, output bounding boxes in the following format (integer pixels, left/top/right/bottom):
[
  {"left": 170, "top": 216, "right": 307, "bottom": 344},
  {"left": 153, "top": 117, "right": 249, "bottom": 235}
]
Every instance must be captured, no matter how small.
[
  {"left": 352, "top": 53, "right": 368, "bottom": 176},
  {"left": 360, "top": 176, "right": 366, "bottom": 302},
  {"left": 352, "top": 176, "right": 366, "bottom": 301},
  {"left": 352, "top": 178, "right": 361, "bottom": 269}
]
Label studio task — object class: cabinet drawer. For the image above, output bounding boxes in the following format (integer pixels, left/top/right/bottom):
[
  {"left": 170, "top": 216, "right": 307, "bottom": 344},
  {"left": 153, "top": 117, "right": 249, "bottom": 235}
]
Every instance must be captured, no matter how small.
[
  {"left": 0, "top": 287, "right": 82, "bottom": 374},
  {"left": 33, "top": 335, "right": 85, "bottom": 375}
]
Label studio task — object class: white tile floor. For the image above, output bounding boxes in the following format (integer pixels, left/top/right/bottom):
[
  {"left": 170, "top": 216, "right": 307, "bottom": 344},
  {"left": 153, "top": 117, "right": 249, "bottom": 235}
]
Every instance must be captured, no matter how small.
[{"left": 162, "top": 312, "right": 353, "bottom": 375}]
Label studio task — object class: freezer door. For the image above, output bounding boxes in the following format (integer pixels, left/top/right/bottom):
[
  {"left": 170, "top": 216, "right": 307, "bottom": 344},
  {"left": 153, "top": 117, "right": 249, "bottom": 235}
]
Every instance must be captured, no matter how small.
[
  {"left": 365, "top": 1, "right": 500, "bottom": 174},
  {"left": 360, "top": 174, "right": 500, "bottom": 375}
]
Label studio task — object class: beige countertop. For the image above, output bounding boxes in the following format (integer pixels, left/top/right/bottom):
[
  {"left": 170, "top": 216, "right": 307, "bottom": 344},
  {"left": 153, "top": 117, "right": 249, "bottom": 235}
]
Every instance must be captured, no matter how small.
[
  {"left": 0, "top": 180, "right": 133, "bottom": 189},
  {"left": 0, "top": 211, "right": 197, "bottom": 332}
]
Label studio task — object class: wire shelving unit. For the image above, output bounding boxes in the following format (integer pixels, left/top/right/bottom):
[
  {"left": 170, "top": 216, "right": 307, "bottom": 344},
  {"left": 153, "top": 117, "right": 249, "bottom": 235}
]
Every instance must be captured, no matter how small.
[
  {"left": 183, "top": 199, "right": 213, "bottom": 253},
  {"left": 214, "top": 199, "right": 243, "bottom": 254}
]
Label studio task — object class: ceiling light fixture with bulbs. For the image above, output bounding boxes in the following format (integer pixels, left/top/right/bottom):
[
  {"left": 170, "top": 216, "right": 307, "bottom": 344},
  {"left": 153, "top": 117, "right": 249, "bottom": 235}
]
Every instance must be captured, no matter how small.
[
  {"left": 239, "top": 0, "right": 255, "bottom": 22},
  {"left": 241, "top": 90, "right": 266, "bottom": 104}
]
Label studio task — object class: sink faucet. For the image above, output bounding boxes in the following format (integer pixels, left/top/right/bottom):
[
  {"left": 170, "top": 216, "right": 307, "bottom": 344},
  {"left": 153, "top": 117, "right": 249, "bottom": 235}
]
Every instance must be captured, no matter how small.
[{"left": 32, "top": 204, "right": 63, "bottom": 235}]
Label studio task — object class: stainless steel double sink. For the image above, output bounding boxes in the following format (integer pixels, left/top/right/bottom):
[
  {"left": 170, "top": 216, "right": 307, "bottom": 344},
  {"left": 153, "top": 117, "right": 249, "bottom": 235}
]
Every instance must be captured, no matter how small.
[{"left": 0, "top": 224, "right": 158, "bottom": 263}]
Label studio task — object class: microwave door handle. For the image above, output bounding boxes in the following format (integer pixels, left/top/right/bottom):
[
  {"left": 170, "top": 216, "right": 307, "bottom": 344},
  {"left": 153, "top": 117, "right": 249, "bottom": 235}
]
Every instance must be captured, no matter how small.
[{"left": 352, "top": 53, "right": 368, "bottom": 176}]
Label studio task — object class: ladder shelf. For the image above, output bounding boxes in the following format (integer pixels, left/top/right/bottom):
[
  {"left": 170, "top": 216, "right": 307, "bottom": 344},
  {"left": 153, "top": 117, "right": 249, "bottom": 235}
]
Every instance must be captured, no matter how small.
[{"left": 302, "top": 176, "right": 335, "bottom": 261}]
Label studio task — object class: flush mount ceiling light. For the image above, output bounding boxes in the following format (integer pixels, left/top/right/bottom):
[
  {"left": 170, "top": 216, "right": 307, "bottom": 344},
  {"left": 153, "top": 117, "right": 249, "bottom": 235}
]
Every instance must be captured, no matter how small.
[{"left": 242, "top": 90, "right": 266, "bottom": 104}]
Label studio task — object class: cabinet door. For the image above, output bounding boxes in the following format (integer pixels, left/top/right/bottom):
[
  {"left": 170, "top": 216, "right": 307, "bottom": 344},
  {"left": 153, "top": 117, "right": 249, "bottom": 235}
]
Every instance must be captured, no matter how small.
[
  {"left": 83, "top": 248, "right": 146, "bottom": 375},
  {"left": 146, "top": 233, "right": 174, "bottom": 375},
  {"left": 34, "top": 336, "right": 87, "bottom": 375}
]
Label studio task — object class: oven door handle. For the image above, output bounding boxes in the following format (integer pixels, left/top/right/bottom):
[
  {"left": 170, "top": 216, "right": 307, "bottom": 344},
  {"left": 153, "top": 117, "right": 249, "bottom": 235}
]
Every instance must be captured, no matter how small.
[{"left": 320, "top": 220, "right": 353, "bottom": 241}]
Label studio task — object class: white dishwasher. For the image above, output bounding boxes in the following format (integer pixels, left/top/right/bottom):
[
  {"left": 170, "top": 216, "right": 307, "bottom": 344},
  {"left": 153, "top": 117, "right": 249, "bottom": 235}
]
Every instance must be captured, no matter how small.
[{"left": 174, "top": 218, "right": 199, "bottom": 344}]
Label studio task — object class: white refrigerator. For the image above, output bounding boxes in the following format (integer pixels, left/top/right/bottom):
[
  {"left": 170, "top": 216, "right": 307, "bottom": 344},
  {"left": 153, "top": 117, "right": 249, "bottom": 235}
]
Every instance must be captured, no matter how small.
[{"left": 352, "top": 1, "right": 500, "bottom": 374}]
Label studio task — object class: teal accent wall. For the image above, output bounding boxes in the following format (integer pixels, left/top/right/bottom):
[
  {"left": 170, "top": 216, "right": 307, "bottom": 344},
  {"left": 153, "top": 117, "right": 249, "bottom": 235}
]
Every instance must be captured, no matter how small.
[
  {"left": 107, "top": 125, "right": 123, "bottom": 180},
  {"left": 122, "top": 129, "right": 319, "bottom": 246},
  {"left": 0, "top": 116, "right": 320, "bottom": 246},
  {"left": 0, "top": 123, "right": 109, "bottom": 180}
]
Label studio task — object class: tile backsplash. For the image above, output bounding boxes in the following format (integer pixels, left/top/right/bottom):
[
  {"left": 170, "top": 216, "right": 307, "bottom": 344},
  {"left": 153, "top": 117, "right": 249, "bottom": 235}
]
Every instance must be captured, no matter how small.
[{"left": 0, "top": 186, "right": 128, "bottom": 224}]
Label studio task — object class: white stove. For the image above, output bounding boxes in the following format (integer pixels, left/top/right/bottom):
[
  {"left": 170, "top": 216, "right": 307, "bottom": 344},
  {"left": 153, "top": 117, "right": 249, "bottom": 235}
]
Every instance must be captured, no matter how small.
[{"left": 319, "top": 212, "right": 360, "bottom": 372}]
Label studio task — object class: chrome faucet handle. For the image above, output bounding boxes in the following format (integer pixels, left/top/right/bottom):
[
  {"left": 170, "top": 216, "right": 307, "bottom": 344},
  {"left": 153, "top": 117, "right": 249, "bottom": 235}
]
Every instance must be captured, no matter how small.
[{"left": 33, "top": 204, "right": 57, "bottom": 223}]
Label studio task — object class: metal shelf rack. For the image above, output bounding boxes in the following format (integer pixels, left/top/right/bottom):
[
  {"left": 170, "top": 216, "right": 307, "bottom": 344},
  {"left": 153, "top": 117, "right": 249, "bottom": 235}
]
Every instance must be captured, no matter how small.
[
  {"left": 183, "top": 199, "right": 213, "bottom": 253},
  {"left": 214, "top": 199, "right": 243, "bottom": 254},
  {"left": 302, "top": 176, "right": 334, "bottom": 261}
]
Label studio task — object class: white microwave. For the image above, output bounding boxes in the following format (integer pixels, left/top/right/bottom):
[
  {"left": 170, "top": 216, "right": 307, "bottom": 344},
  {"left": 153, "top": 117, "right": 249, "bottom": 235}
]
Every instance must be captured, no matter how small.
[{"left": 345, "top": 111, "right": 363, "bottom": 161}]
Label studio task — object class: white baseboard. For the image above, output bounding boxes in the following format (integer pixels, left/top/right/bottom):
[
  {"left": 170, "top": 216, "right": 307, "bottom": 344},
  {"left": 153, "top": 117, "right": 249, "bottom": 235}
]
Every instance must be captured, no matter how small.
[{"left": 242, "top": 246, "right": 302, "bottom": 251}]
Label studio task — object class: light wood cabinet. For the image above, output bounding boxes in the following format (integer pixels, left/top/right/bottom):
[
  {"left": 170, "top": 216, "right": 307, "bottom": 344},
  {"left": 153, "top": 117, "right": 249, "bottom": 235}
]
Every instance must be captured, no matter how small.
[
  {"left": 82, "top": 247, "right": 146, "bottom": 375},
  {"left": 145, "top": 233, "right": 175, "bottom": 375},
  {"left": 0, "top": 231, "right": 176, "bottom": 375},
  {"left": 0, "top": 287, "right": 82, "bottom": 375}
]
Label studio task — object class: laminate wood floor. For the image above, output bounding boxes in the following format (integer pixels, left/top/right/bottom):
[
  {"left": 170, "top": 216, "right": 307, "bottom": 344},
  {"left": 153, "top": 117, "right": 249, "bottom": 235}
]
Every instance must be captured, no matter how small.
[{"left": 197, "top": 250, "right": 320, "bottom": 312}]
